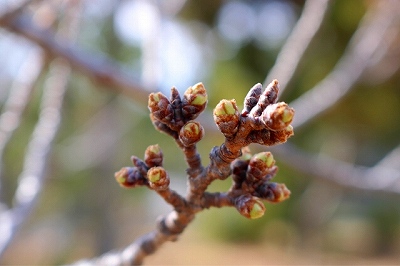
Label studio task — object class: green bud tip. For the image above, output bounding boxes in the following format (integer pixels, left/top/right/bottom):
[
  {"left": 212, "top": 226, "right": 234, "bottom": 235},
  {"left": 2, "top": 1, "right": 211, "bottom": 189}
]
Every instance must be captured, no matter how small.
[
  {"left": 184, "top": 122, "right": 199, "bottom": 134},
  {"left": 282, "top": 107, "right": 294, "bottom": 123},
  {"left": 191, "top": 94, "right": 207, "bottom": 105},
  {"left": 249, "top": 202, "right": 265, "bottom": 219},
  {"left": 148, "top": 170, "right": 161, "bottom": 183},
  {"left": 254, "top": 152, "right": 274, "bottom": 168},
  {"left": 148, "top": 144, "right": 161, "bottom": 154},
  {"left": 214, "top": 99, "right": 236, "bottom": 116}
]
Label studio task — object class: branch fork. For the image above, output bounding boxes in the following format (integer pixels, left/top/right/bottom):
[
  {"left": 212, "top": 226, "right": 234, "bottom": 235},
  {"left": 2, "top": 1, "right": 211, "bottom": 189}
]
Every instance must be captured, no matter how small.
[{"left": 113, "top": 79, "right": 294, "bottom": 264}]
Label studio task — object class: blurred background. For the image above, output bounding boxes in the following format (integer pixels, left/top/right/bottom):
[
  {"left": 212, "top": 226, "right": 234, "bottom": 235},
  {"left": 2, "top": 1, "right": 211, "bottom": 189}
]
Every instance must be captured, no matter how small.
[{"left": 1, "top": 0, "right": 400, "bottom": 264}]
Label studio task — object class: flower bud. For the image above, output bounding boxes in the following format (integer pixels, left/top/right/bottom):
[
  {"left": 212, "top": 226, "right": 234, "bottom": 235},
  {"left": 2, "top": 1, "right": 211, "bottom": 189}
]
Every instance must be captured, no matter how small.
[
  {"left": 262, "top": 102, "right": 294, "bottom": 131},
  {"left": 148, "top": 92, "right": 174, "bottom": 124},
  {"left": 247, "top": 152, "right": 277, "bottom": 181},
  {"left": 269, "top": 125, "right": 294, "bottom": 145},
  {"left": 114, "top": 167, "right": 146, "bottom": 188},
  {"left": 147, "top": 166, "right": 170, "bottom": 191},
  {"left": 179, "top": 121, "right": 204, "bottom": 147},
  {"left": 249, "top": 80, "right": 280, "bottom": 117},
  {"left": 213, "top": 99, "right": 240, "bottom": 138},
  {"left": 256, "top": 182, "right": 291, "bottom": 203},
  {"left": 235, "top": 194, "right": 266, "bottom": 219},
  {"left": 182, "top": 82, "right": 208, "bottom": 120},
  {"left": 144, "top": 144, "right": 163, "bottom": 167},
  {"left": 241, "top": 83, "right": 263, "bottom": 117}
]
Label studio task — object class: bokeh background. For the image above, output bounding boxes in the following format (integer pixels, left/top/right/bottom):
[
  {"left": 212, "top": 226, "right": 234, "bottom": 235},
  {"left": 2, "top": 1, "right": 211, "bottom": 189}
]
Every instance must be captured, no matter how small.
[{"left": 1, "top": 0, "right": 400, "bottom": 264}]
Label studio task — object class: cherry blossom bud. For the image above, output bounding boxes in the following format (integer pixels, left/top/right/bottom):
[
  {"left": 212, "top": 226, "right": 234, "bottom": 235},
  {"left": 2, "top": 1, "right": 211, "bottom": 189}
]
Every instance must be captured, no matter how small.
[
  {"left": 148, "top": 92, "right": 173, "bottom": 124},
  {"left": 242, "top": 83, "right": 263, "bottom": 116},
  {"left": 249, "top": 80, "right": 280, "bottom": 117},
  {"left": 213, "top": 99, "right": 240, "bottom": 138},
  {"left": 256, "top": 182, "right": 291, "bottom": 203},
  {"left": 235, "top": 194, "right": 266, "bottom": 219},
  {"left": 182, "top": 82, "right": 208, "bottom": 120},
  {"left": 247, "top": 152, "right": 277, "bottom": 180},
  {"left": 144, "top": 144, "right": 163, "bottom": 167},
  {"left": 147, "top": 166, "right": 170, "bottom": 191},
  {"left": 114, "top": 167, "right": 147, "bottom": 188},
  {"left": 262, "top": 102, "right": 294, "bottom": 131},
  {"left": 179, "top": 121, "right": 204, "bottom": 146}
]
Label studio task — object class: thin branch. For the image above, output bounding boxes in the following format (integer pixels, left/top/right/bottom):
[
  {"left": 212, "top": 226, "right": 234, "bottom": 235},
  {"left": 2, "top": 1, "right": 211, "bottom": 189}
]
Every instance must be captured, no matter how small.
[
  {"left": 290, "top": 0, "right": 400, "bottom": 129},
  {"left": 271, "top": 143, "right": 400, "bottom": 195},
  {"left": 263, "top": 0, "right": 330, "bottom": 96},
  {"left": 0, "top": 13, "right": 151, "bottom": 105},
  {"left": 0, "top": 49, "right": 44, "bottom": 175},
  {"left": 0, "top": 58, "right": 71, "bottom": 255}
]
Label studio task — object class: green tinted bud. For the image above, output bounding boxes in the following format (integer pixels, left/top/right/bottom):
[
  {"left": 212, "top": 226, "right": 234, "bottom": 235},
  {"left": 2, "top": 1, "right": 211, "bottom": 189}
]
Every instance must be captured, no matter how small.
[{"left": 179, "top": 121, "right": 204, "bottom": 146}]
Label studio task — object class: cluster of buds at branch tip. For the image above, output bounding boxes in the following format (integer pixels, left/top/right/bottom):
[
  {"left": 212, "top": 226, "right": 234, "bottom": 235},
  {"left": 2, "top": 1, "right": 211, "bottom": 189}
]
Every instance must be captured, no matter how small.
[
  {"left": 179, "top": 121, "right": 204, "bottom": 147},
  {"left": 147, "top": 166, "right": 170, "bottom": 191},
  {"left": 148, "top": 83, "right": 208, "bottom": 134},
  {"left": 213, "top": 99, "right": 240, "bottom": 138},
  {"left": 235, "top": 194, "right": 266, "bottom": 219}
]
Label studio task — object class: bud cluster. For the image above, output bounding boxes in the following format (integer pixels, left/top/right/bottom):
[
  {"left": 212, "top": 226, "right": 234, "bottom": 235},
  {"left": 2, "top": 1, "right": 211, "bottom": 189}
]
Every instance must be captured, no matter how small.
[
  {"left": 213, "top": 80, "right": 294, "bottom": 147},
  {"left": 116, "top": 79, "right": 294, "bottom": 226},
  {"left": 115, "top": 144, "right": 171, "bottom": 191},
  {"left": 148, "top": 83, "right": 207, "bottom": 146},
  {"left": 231, "top": 150, "right": 290, "bottom": 219}
]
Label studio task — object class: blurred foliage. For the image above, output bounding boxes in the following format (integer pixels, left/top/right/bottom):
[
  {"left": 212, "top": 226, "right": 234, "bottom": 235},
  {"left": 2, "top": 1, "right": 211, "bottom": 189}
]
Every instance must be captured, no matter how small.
[{"left": 1, "top": 0, "right": 400, "bottom": 264}]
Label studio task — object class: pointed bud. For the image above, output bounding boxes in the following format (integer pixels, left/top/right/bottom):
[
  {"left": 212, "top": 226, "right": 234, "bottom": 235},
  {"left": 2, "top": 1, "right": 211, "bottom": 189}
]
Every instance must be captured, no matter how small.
[
  {"left": 235, "top": 194, "right": 266, "bottom": 219},
  {"left": 147, "top": 166, "right": 170, "bottom": 191},
  {"left": 169, "top": 87, "right": 184, "bottom": 129},
  {"left": 179, "top": 121, "right": 204, "bottom": 147},
  {"left": 256, "top": 182, "right": 291, "bottom": 203},
  {"left": 213, "top": 99, "right": 240, "bottom": 138},
  {"left": 242, "top": 83, "right": 263, "bottom": 116},
  {"left": 148, "top": 92, "right": 174, "bottom": 124},
  {"left": 144, "top": 144, "right": 163, "bottom": 167},
  {"left": 247, "top": 152, "right": 278, "bottom": 181},
  {"left": 182, "top": 82, "right": 208, "bottom": 120},
  {"left": 249, "top": 80, "right": 280, "bottom": 117},
  {"left": 131, "top": 156, "right": 149, "bottom": 176},
  {"left": 262, "top": 102, "right": 294, "bottom": 131},
  {"left": 114, "top": 167, "right": 147, "bottom": 188}
]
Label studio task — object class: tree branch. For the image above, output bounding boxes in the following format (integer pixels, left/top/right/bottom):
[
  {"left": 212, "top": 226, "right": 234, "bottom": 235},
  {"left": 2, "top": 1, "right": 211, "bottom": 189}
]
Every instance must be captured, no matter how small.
[
  {"left": 289, "top": 0, "right": 400, "bottom": 129},
  {"left": 263, "top": 0, "right": 330, "bottom": 96}
]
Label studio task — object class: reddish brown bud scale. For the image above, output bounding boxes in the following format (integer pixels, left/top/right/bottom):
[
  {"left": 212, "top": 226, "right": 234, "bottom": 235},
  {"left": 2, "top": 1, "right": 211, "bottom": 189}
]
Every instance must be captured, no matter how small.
[
  {"left": 147, "top": 166, "right": 170, "bottom": 191},
  {"left": 145, "top": 144, "right": 163, "bottom": 167},
  {"left": 148, "top": 92, "right": 174, "bottom": 124},
  {"left": 241, "top": 83, "right": 263, "bottom": 117},
  {"left": 247, "top": 152, "right": 276, "bottom": 180},
  {"left": 169, "top": 87, "right": 185, "bottom": 129},
  {"left": 262, "top": 102, "right": 294, "bottom": 131},
  {"left": 213, "top": 99, "right": 240, "bottom": 138},
  {"left": 256, "top": 182, "right": 291, "bottom": 203},
  {"left": 114, "top": 167, "right": 147, "bottom": 188},
  {"left": 179, "top": 121, "right": 204, "bottom": 147},
  {"left": 182, "top": 82, "right": 208, "bottom": 120},
  {"left": 235, "top": 194, "right": 266, "bottom": 219},
  {"left": 249, "top": 80, "right": 280, "bottom": 117}
]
